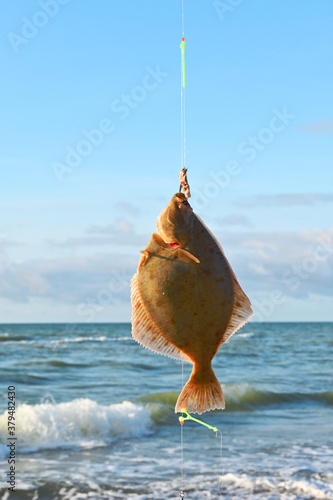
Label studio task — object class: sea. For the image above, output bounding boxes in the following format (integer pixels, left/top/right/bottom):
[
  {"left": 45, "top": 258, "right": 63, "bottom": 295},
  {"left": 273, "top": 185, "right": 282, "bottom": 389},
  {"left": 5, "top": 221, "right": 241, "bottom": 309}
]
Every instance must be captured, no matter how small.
[{"left": 0, "top": 322, "right": 332, "bottom": 500}]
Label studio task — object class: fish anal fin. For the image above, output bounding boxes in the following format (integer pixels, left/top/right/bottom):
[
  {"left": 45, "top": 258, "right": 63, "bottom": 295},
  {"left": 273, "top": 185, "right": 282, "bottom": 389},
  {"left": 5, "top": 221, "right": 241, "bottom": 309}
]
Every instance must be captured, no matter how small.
[
  {"left": 216, "top": 277, "right": 253, "bottom": 350},
  {"left": 131, "top": 273, "right": 191, "bottom": 362}
]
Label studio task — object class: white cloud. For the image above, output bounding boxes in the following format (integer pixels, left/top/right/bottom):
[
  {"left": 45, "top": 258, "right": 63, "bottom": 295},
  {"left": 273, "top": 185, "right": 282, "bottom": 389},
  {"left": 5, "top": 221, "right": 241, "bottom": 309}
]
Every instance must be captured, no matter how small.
[
  {"left": 297, "top": 119, "right": 333, "bottom": 135},
  {"left": 1, "top": 225, "right": 332, "bottom": 322},
  {"left": 0, "top": 253, "right": 137, "bottom": 305},
  {"left": 48, "top": 233, "right": 148, "bottom": 249},
  {"left": 87, "top": 217, "right": 134, "bottom": 235},
  {"left": 48, "top": 216, "right": 149, "bottom": 249},
  {"left": 248, "top": 262, "right": 268, "bottom": 275},
  {"left": 114, "top": 201, "right": 140, "bottom": 216},
  {"left": 236, "top": 193, "right": 333, "bottom": 208},
  {"left": 215, "top": 214, "right": 252, "bottom": 227},
  {"left": 220, "top": 228, "right": 333, "bottom": 300},
  {"left": 0, "top": 236, "right": 21, "bottom": 253}
]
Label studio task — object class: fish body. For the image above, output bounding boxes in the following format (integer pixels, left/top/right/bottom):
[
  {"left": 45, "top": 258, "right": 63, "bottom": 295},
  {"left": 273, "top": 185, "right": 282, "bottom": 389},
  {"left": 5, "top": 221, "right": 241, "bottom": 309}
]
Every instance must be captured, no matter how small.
[{"left": 131, "top": 193, "right": 252, "bottom": 414}]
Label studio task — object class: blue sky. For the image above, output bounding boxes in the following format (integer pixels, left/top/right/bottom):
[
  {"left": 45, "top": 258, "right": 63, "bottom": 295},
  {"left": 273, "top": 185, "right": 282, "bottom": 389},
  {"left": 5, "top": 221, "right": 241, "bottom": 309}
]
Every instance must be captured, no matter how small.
[{"left": 1, "top": 0, "right": 332, "bottom": 323}]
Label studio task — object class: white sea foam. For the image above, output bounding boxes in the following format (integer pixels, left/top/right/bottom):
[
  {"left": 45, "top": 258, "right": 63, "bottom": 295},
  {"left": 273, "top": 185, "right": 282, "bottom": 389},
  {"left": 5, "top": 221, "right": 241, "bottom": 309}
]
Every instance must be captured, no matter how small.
[
  {"left": 3, "top": 335, "right": 111, "bottom": 346},
  {"left": 3, "top": 335, "right": 133, "bottom": 347},
  {"left": 223, "top": 382, "right": 258, "bottom": 402},
  {"left": 50, "top": 335, "right": 108, "bottom": 345},
  {"left": 49, "top": 472, "right": 332, "bottom": 500},
  {"left": 2, "top": 339, "right": 36, "bottom": 345},
  {"left": 236, "top": 331, "right": 254, "bottom": 338},
  {"left": 0, "top": 399, "right": 152, "bottom": 454},
  {"left": 219, "top": 472, "right": 333, "bottom": 499}
]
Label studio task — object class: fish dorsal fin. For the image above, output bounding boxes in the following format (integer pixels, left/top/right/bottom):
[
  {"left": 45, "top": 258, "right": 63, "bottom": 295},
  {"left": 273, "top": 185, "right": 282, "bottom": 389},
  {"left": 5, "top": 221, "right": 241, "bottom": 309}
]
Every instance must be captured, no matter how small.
[
  {"left": 131, "top": 273, "right": 191, "bottom": 362},
  {"left": 192, "top": 214, "right": 253, "bottom": 349},
  {"left": 216, "top": 276, "right": 253, "bottom": 351}
]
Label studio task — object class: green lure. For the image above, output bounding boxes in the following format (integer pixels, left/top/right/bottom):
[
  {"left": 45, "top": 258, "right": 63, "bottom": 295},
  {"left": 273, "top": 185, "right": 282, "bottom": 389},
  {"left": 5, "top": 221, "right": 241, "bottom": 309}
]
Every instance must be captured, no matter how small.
[
  {"left": 179, "top": 409, "right": 218, "bottom": 433},
  {"left": 180, "top": 37, "right": 185, "bottom": 87}
]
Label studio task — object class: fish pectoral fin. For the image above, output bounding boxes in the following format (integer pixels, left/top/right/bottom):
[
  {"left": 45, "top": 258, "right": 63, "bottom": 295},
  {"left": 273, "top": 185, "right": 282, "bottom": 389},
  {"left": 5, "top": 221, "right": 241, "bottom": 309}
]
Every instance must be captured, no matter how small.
[
  {"left": 139, "top": 233, "right": 199, "bottom": 265},
  {"left": 173, "top": 248, "right": 200, "bottom": 264},
  {"left": 138, "top": 249, "right": 151, "bottom": 268},
  {"left": 138, "top": 233, "right": 166, "bottom": 268}
]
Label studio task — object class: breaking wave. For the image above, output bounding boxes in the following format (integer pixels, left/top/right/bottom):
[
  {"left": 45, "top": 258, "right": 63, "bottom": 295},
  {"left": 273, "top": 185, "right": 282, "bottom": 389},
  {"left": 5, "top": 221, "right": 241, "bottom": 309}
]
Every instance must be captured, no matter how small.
[
  {"left": 138, "top": 384, "right": 333, "bottom": 411},
  {"left": 0, "top": 335, "right": 133, "bottom": 346},
  {"left": 0, "top": 384, "right": 332, "bottom": 456},
  {"left": 219, "top": 472, "right": 333, "bottom": 500},
  {"left": 0, "top": 399, "right": 152, "bottom": 455}
]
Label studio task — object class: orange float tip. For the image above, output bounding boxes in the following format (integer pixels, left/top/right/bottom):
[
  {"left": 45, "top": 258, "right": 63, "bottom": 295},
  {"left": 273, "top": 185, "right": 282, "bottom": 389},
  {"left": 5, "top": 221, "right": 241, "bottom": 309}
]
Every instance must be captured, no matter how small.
[{"left": 181, "top": 37, "right": 185, "bottom": 41}]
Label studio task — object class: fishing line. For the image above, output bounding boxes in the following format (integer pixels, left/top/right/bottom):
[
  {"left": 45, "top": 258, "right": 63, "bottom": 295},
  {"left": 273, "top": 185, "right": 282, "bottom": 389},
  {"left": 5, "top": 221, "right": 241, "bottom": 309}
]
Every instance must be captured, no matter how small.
[
  {"left": 178, "top": 3, "right": 223, "bottom": 497},
  {"left": 180, "top": 360, "right": 184, "bottom": 497},
  {"left": 179, "top": 409, "right": 223, "bottom": 497},
  {"left": 180, "top": 413, "right": 184, "bottom": 498},
  {"left": 177, "top": 179, "right": 223, "bottom": 497},
  {"left": 180, "top": 0, "right": 186, "bottom": 170},
  {"left": 179, "top": 0, "right": 186, "bottom": 473}
]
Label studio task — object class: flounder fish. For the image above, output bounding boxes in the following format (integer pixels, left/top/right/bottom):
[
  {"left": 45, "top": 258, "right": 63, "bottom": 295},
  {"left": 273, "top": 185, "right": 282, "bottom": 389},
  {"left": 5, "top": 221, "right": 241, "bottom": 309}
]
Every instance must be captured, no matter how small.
[{"left": 131, "top": 193, "right": 252, "bottom": 414}]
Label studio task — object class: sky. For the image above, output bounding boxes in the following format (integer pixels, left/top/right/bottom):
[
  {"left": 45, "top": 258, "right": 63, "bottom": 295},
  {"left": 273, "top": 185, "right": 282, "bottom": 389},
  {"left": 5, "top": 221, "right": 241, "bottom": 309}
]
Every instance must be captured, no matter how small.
[{"left": 0, "top": 0, "right": 332, "bottom": 323}]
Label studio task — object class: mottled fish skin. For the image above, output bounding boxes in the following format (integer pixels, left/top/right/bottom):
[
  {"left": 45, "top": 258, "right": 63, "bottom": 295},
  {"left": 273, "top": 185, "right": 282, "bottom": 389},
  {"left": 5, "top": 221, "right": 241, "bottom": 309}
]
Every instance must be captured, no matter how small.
[{"left": 131, "top": 193, "right": 252, "bottom": 414}]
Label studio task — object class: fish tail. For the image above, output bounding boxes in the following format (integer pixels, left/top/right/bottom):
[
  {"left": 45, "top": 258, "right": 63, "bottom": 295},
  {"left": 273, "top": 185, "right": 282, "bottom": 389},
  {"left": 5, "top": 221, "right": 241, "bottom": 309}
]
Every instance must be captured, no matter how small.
[{"left": 175, "top": 363, "right": 225, "bottom": 415}]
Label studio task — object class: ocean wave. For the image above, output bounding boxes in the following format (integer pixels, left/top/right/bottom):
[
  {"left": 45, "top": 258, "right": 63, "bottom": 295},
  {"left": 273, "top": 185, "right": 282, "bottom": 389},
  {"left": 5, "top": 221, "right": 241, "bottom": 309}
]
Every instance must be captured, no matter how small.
[
  {"left": 138, "top": 384, "right": 333, "bottom": 412},
  {"left": 50, "top": 336, "right": 108, "bottom": 345},
  {"left": 20, "top": 359, "right": 91, "bottom": 368},
  {"left": 48, "top": 335, "right": 134, "bottom": 346},
  {"left": 220, "top": 472, "right": 333, "bottom": 500},
  {"left": 3, "top": 469, "right": 330, "bottom": 500},
  {"left": 0, "top": 386, "right": 331, "bottom": 456},
  {"left": 224, "top": 384, "right": 333, "bottom": 410},
  {"left": 0, "top": 399, "right": 152, "bottom": 454},
  {"left": 1, "top": 335, "right": 133, "bottom": 347},
  {"left": 235, "top": 331, "right": 254, "bottom": 339},
  {"left": 0, "top": 334, "right": 29, "bottom": 342}
]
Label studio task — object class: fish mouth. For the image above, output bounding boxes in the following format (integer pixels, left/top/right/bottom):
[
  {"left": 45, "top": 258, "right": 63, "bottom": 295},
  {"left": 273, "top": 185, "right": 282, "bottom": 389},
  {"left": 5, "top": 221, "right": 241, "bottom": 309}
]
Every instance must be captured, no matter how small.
[
  {"left": 175, "top": 193, "right": 190, "bottom": 208},
  {"left": 167, "top": 242, "right": 180, "bottom": 247}
]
